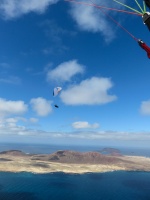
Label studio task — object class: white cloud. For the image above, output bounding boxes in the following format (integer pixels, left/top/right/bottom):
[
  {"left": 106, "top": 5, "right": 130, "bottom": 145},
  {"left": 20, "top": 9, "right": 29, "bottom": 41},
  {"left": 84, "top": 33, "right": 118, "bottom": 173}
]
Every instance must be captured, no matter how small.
[
  {"left": 0, "top": 117, "right": 40, "bottom": 136},
  {"left": 140, "top": 100, "right": 150, "bottom": 115},
  {"left": 0, "top": 0, "right": 59, "bottom": 19},
  {"left": 72, "top": 121, "right": 99, "bottom": 129},
  {"left": 0, "top": 119, "right": 34, "bottom": 136},
  {"left": 29, "top": 118, "right": 39, "bottom": 123},
  {"left": 69, "top": 3, "right": 115, "bottom": 42},
  {"left": 47, "top": 60, "right": 85, "bottom": 82},
  {"left": 0, "top": 98, "right": 28, "bottom": 117},
  {"left": 60, "top": 77, "right": 117, "bottom": 105},
  {"left": 5, "top": 117, "right": 20, "bottom": 123},
  {"left": 30, "top": 97, "right": 52, "bottom": 116}
]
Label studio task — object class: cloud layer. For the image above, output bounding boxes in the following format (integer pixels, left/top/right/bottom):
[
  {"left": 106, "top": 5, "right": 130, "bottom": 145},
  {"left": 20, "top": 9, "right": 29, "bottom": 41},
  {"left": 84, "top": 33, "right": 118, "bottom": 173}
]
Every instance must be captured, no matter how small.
[
  {"left": 60, "top": 77, "right": 117, "bottom": 105},
  {"left": 0, "top": 121, "right": 150, "bottom": 145}
]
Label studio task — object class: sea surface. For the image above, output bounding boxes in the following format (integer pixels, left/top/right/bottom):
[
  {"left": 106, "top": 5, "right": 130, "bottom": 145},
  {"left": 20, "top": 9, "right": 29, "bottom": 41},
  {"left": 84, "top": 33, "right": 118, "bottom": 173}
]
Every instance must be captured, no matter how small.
[
  {"left": 0, "top": 142, "right": 150, "bottom": 156},
  {"left": 0, "top": 143, "right": 150, "bottom": 200},
  {"left": 0, "top": 171, "right": 150, "bottom": 200}
]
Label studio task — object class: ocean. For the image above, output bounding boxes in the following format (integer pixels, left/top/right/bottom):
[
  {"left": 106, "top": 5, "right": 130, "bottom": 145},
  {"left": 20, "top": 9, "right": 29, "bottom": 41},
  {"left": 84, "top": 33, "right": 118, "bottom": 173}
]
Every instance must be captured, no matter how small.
[
  {"left": 0, "top": 143, "right": 150, "bottom": 200},
  {"left": 0, "top": 171, "right": 150, "bottom": 200},
  {"left": 0, "top": 143, "right": 150, "bottom": 157}
]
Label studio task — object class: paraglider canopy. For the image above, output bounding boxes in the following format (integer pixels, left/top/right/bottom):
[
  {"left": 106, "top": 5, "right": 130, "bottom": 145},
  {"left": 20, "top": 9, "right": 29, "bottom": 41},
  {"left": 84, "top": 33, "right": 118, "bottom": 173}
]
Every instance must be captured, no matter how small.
[
  {"left": 53, "top": 87, "right": 62, "bottom": 108},
  {"left": 53, "top": 87, "right": 62, "bottom": 96}
]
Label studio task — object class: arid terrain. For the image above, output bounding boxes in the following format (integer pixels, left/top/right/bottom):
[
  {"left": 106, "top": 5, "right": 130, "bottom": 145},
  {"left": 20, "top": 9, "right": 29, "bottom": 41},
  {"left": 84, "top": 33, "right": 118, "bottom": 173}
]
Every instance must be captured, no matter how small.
[{"left": 0, "top": 150, "right": 150, "bottom": 174}]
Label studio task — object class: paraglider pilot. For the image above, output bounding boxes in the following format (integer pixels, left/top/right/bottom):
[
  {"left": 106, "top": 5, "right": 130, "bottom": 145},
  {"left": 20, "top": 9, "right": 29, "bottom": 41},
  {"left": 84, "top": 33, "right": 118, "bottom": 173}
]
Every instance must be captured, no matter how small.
[
  {"left": 138, "top": 39, "right": 150, "bottom": 58},
  {"left": 54, "top": 104, "right": 59, "bottom": 108}
]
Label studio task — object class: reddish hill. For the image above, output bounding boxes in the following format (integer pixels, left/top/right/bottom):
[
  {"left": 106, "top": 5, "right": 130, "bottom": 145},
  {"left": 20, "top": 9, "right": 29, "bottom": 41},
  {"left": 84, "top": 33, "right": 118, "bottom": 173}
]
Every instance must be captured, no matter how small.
[
  {"left": 0, "top": 150, "right": 27, "bottom": 156},
  {"left": 32, "top": 150, "right": 123, "bottom": 164}
]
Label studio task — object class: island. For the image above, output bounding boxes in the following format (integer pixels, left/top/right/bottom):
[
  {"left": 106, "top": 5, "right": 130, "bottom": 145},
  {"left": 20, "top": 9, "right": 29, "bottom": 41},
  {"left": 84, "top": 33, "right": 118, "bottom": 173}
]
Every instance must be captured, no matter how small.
[
  {"left": 98, "top": 147, "right": 122, "bottom": 156},
  {"left": 0, "top": 150, "right": 150, "bottom": 174}
]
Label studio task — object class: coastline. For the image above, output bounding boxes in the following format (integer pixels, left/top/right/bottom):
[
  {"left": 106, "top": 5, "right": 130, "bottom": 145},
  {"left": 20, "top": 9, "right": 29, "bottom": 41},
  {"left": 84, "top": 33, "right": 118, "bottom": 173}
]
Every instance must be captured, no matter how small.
[{"left": 0, "top": 161, "right": 126, "bottom": 174}]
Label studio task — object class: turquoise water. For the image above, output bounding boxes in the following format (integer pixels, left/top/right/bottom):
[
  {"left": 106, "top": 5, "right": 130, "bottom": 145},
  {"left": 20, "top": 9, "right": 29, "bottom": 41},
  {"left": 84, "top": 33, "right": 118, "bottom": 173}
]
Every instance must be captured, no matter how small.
[{"left": 0, "top": 171, "right": 150, "bottom": 200}]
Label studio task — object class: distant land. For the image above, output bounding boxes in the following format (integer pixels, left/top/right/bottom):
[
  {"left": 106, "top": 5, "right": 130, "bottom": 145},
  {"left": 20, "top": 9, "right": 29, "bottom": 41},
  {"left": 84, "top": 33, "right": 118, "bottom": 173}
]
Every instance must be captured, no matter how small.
[
  {"left": 0, "top": 150, "right": 150, "bottom": 174},
  {"left": 98, "top": 147, "right": 122, "bottom": 156}
]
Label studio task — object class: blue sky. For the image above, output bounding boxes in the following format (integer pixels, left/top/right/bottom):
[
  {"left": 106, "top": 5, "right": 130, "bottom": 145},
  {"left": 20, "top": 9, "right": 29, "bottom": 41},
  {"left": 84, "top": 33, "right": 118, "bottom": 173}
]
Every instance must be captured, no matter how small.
[{"left": 0, "top": 0, "right": 150, "bottom": 147}]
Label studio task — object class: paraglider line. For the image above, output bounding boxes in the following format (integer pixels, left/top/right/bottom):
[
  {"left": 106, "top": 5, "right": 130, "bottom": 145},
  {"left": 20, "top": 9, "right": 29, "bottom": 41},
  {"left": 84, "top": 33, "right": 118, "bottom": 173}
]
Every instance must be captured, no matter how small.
[
  {"left": 65, "top": 0, "right": 142, "bottom": 16},
  {"left": 90, "top": 0, "right": 138, "bottom": 41},
  {"left": 143, "top": 1, "right": 146, "bottom": 13},
  {"left": 134, "top": 0, "right": 144, "bottom": 13},
  {"left": 113, "top": 0, "right": 143, "bottom": 14}
]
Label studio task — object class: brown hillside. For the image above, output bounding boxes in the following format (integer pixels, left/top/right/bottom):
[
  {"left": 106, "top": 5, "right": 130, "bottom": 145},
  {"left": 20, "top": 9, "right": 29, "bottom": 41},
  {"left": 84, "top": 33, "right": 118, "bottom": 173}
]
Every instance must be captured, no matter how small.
[{"left": 31, "top": 150, "right": 124, "bottom": 164}]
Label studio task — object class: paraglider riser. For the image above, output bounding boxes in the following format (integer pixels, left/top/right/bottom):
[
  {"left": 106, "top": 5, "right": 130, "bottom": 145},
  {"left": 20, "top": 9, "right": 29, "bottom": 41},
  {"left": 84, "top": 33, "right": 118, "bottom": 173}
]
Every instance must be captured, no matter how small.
[{"left": 142, "top": 12, "right": 150, "bottom": 30}]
